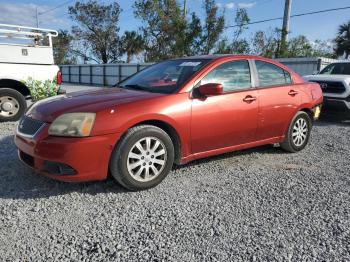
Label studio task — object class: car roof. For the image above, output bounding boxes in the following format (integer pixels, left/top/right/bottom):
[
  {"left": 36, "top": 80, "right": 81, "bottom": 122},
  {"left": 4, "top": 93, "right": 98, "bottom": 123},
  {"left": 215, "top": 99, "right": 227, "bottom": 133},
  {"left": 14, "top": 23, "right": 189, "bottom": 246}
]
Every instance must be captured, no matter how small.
[
  {"left": 172, "top": 54, "right": 265, "bottom": 61},
  {"left": 171, "top": 54, "right": 290, "bottom": 71}
]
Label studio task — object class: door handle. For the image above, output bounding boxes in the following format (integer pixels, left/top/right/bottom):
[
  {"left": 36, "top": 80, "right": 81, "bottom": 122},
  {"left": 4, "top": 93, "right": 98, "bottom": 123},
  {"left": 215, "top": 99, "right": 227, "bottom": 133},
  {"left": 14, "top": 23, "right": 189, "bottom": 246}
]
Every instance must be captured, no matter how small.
[
  {"left": 288, "top": 90, "right": 298, "bottom": 96},
  {"left": 243, "top": 95, "right": 257, "bottom": 103}
]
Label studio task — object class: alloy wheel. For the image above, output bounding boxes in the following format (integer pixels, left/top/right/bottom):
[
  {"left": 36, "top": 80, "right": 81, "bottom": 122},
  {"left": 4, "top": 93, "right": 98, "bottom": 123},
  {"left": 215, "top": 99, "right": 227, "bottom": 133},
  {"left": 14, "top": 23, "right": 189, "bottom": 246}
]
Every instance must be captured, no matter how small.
[
  {"left": 127, "top": 136, "right": 167, "bottom": 182},
  {"left": 292, "top": 118, "right": 308, "bottom": 147}
]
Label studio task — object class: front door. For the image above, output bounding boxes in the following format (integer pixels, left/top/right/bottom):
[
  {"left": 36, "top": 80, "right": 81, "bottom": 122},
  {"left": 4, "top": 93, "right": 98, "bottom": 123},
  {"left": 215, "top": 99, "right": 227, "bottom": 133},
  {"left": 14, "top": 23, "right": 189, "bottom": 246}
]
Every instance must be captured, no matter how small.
[{"left": 191, "top": 60, "right": 259, "bottom": 154}]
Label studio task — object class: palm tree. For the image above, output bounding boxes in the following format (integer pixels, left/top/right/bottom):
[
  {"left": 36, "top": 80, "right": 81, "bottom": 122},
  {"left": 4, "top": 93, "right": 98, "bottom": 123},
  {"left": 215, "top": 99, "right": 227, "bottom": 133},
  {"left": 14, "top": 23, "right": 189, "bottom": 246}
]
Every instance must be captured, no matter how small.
[
  {"left": 335, "top": 21, "right": 350, "bottom": 59},
  {"left": 122, "top": 31, "right": 144, "bottom": 63}
]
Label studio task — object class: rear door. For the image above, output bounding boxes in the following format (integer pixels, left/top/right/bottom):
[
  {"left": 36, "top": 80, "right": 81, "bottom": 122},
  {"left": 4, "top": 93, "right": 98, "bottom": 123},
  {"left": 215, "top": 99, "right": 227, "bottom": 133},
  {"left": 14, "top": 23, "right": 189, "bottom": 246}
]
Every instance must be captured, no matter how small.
[
  {"left": 253, "top": 60, "right": 301, "bottom": 140},
  {"left": 191, "top": 59, "right": 259, "bottom": 153}
]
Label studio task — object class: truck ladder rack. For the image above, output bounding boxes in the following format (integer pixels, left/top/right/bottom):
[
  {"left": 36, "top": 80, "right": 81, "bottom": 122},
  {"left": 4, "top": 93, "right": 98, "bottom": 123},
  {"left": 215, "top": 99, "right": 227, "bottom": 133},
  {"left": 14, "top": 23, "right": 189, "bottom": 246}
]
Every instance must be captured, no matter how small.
[{"left": 0, "top": 23, "right": 58, "bottom": 47}]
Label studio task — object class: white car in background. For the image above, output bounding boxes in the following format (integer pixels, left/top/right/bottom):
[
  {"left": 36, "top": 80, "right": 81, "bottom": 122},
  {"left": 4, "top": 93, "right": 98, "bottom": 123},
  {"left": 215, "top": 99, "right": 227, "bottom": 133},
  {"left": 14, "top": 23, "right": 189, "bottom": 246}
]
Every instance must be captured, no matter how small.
[
  {"left": 0, "top": 24, "right": 63, "bottom": 122},
  {"left": 304, "top": 62, "right": 350, "bottom": 111}
]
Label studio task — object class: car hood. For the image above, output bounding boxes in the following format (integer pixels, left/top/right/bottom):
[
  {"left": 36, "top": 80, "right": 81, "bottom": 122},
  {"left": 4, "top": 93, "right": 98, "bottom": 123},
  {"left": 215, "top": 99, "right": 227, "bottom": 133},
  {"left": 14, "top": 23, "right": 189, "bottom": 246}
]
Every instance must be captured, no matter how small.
[
  {"left": 303, "top": 74, "right": 350, "bottom": 81},
  {"left": 28, "top": 87, "right": 164, "bottom": 123}
]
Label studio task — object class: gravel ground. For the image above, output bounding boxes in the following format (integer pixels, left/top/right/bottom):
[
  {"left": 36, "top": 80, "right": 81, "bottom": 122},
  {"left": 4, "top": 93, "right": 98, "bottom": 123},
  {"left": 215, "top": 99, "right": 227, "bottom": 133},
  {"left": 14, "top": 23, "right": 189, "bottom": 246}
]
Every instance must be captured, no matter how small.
[{"left": 0, "top": 112, "right": 350, "bottom": 261}]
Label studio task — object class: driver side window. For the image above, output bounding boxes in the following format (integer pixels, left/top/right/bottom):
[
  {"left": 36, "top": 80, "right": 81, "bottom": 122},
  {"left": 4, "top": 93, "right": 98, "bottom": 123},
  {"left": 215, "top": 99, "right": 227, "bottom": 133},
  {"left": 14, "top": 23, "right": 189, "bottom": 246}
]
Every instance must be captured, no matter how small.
[{"left": 199, "top": 60, "right": 252, "bottom": 92}]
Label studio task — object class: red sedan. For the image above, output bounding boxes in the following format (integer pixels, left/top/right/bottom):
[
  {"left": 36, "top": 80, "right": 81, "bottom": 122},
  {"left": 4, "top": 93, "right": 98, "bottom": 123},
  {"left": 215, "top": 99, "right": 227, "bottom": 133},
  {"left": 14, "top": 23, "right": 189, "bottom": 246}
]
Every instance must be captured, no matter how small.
[{"left": 15, "top": 55, "right": 323, "bottom": 190}]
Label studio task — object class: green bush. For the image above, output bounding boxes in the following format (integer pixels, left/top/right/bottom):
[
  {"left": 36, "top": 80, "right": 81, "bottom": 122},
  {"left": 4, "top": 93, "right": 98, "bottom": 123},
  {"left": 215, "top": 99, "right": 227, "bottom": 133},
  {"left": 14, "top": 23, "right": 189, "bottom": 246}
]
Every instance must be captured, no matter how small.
[{"left": 23, "top": 78, "right": 60, "bottom": 101}]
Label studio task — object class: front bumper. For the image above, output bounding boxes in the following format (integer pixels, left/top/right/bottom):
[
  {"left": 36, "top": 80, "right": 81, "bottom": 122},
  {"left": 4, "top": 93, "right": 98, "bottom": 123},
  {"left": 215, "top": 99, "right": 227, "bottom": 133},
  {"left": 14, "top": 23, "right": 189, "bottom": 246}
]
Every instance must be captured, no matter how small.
[{"left": 15, "top": 125, "right": 121, "bottom": 182}]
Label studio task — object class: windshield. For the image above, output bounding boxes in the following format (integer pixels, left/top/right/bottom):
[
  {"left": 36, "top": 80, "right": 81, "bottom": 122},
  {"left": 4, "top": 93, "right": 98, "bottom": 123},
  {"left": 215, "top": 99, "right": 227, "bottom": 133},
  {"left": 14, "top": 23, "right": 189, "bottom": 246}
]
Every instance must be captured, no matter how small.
[
  {"left": 118, "top": 59, "right": 211, "bottom": 94},
  {"left": 319, "top": 63, "right": 350, "bottom": 75}
]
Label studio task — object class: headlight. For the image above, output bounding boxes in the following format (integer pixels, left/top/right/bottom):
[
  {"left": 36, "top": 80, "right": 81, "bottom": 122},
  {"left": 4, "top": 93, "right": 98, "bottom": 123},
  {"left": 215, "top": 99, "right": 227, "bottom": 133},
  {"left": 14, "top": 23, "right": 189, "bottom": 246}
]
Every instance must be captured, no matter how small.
[{"left": 48, "top": 113, "right": 96, "bottom": 137}]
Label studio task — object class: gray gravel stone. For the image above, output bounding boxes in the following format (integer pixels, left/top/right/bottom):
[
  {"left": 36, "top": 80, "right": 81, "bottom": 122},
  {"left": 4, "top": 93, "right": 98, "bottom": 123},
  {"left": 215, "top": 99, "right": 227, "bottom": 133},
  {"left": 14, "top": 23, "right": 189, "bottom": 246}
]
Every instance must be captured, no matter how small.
[{"left": 0, "top": 113, "right": 349, "bottom": 261}]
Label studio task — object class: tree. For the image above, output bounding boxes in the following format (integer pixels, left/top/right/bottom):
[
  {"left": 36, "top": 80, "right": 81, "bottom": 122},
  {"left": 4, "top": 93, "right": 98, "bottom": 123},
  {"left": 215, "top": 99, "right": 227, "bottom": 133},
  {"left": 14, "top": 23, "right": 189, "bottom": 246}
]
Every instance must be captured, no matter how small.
[
  {"left": 287, "top": 35, "right": 313, "bottom": 57},
  {"left": 68, "top": 1, "right": 123, "bottom": 63},
  {"left": 215, "top": 38, "right": 228, "bottom": 54},
  {"left": 251, "top": 28, "right": 281, "bottom": 58},
  {"left": 215, "top": 8, "right": 250, "bottom": 54},
  {"left": 122, "top": 31, "right": 144, "bottom": 63},
  {"left": 52, "top": 30, "right": 76, "bottom": 65},
  {"left": 215, "top": 38, "right": 250, "bottom": 54},
  {"left": 334, "top": 20, "right": 350, "bottom": 59},
  {"left": 133, "top": 0, "right": 227, "bottom": 60},
  {"left": 182, "top": 12, "right": 202, "bottom": 56},
  {"left": 134, "top": 0, "right": 202, "bottom": 61},
  {"left": 231, "top": 8, "right": 249, "bottom": 43},
  {"left": 201, "top": 0, "right": 225, "bottom": 54},
  {"left": 311, "top": 40, "right": 336, "bottom": 58},
  {"left": 251, "top": 30, "right": 335, "bottom": 59}
]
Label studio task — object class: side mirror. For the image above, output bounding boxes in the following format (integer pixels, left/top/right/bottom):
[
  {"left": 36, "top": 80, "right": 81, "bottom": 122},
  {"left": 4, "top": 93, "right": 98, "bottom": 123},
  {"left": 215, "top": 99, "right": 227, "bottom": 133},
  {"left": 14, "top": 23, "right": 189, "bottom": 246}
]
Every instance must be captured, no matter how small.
[{"left": 198, "top": 83, "right": 223, "bottom": 96}]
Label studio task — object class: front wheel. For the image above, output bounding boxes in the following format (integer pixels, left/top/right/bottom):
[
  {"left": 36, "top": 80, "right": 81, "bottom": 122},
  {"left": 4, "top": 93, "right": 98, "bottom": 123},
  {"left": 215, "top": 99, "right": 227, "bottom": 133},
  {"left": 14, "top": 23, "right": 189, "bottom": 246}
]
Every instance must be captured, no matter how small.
[
  {"left": 109, "top": 125, "right": 175, "bottom": 191},
  {"left": 280, "top": 111, "right": 312, "bottom": 153},
  {"left": 0, "top": 88, "right": 27, "bottom": 122}
]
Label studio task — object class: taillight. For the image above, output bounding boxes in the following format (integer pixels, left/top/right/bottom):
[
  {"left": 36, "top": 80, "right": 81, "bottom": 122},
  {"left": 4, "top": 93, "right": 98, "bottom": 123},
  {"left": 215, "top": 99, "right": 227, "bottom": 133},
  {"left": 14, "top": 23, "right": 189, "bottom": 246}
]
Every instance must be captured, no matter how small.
[{"left": 56, "top": 71, "right": 62, "bottom": 85}]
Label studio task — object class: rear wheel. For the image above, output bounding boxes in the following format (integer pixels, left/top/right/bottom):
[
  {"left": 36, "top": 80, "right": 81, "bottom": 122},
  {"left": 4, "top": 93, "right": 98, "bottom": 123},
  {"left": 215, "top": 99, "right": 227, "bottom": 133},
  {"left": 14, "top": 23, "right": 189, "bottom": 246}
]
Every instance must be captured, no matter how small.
[
  {"left": 109, "top": 125, "right": 174, "bottom": 191},
  {"left": 0, "top": 88, "right": 27, "bottom": 122},
  {"left": 280, "top": 111, "right": 312, "bottom": 153}
]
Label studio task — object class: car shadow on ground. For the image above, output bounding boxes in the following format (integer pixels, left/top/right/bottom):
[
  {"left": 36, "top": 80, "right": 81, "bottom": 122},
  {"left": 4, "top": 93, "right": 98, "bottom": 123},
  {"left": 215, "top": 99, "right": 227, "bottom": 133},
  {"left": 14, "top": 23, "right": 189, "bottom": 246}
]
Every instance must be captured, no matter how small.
[
  {"left": 173, "top": 144, "right": 285, "bottom": 172},
  {"left": 0, "top": 135, "right": 283, "bottom": 200},
  {"left": 0, "top": 110, "right": 348, "bottom": 200}
]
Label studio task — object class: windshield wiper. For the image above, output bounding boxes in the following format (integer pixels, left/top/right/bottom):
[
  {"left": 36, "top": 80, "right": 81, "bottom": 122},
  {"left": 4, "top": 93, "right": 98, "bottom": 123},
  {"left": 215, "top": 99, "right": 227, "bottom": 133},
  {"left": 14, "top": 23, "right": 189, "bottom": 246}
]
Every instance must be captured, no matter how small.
[{"left": 121, "top": 84, "right": 148, "bottom": 91}]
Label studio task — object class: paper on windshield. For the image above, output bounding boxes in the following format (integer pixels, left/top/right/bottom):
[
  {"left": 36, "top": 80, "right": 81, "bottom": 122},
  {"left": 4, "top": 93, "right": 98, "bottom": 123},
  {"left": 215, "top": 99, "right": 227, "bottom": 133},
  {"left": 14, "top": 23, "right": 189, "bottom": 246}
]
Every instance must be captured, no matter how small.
[{"left": 179, "top": 62, "right": 202, "bottom": 67}]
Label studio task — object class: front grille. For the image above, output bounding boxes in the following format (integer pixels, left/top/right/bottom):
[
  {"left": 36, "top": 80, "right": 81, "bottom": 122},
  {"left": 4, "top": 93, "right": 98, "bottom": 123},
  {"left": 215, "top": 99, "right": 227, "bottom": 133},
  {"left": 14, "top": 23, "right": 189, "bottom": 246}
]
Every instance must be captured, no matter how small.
[
  {"left": 313, "top": 81, "right": 346, "bottom": 94},
  {"left": 18, "top": 116, "right": 45, "bottom": 136}
]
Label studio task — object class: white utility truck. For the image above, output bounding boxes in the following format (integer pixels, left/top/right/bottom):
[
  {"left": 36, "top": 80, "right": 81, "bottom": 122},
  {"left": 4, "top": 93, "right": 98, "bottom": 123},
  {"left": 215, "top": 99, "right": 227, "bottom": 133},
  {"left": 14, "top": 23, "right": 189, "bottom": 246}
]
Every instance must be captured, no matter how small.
[{"left": 0, "top": 24, "right": 62, "bottom": 121}]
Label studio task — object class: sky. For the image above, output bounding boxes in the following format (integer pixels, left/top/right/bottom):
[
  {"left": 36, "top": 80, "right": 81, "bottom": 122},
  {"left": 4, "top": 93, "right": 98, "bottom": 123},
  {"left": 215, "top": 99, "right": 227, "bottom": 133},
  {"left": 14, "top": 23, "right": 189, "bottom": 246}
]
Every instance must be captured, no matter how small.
[{"left": 0, "top": 0, "right": 349, "bottom": 42}]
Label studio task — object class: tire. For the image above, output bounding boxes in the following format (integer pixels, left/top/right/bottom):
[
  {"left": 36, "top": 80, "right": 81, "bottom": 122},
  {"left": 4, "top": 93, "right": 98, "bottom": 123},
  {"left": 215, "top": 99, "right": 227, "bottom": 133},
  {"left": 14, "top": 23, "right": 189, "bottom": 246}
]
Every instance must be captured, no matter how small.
[
  {"left": 109, "top": 125, "right": 175, "bottom": 191},
  {"left": 0, "top": 88, "right": 27, "bottom": 122},
  {"left": 280, "top": 111, "right": 312, "bottom": 153}
]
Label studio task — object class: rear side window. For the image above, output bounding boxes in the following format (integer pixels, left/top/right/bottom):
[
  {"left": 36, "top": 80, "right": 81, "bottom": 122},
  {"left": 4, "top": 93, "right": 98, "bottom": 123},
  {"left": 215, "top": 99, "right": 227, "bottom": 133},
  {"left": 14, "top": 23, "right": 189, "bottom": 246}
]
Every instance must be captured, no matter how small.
[
  {"left": 200, "top": 60, "right": 251, "bottom": 92},
  {"left": 255, "top": 60, "right": 292, "bottom": 87}
]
